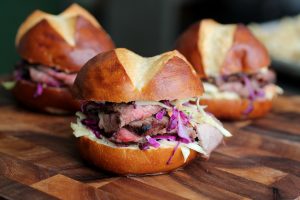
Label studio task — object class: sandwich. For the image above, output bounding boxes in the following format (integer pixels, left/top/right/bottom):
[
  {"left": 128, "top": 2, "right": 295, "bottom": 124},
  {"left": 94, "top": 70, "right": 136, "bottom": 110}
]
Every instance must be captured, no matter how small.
[
  {"left": 71, "top": 48, "right": 231, "bottom": 175},
  {"left": 175, "top": 19, "right": 282, "bottom": 120},
  {"left": 11, "top": 4, "right": 115, "bottom": 114}
]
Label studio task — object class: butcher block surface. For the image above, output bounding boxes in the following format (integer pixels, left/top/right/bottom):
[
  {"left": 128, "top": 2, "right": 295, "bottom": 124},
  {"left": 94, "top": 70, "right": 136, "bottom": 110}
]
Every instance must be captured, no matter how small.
[{"left": 0, "top": 87, "right": 299, "bottom": 200}]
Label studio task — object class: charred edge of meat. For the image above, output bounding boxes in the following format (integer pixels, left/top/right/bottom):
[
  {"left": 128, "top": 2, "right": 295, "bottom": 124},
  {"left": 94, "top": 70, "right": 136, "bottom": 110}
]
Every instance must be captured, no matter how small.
[{"left": 125, "top": 116, "right": 169, "bottom": 136}]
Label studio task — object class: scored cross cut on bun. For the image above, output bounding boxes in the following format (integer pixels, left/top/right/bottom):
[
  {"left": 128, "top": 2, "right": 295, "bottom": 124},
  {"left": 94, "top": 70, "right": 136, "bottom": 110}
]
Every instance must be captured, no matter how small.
[
  {"left": 11, "top": 4, "right": 115, "bottom": 114},
  {"left": 15, "top": 3, "right": 114, "bottom": 72},
  {"left": 176, "top": 19, "right": 283, "bottom": 120},
  {"left": 72, "top": 48, "right": 203, "bottom": 102},
  {"left": 71, "top": 48, "right": 232, "bottom": 175}
]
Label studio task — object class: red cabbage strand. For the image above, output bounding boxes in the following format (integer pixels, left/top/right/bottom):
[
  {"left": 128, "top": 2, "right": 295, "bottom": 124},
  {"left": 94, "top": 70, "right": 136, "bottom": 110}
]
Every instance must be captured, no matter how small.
[
  {"left": 166, "top": 141, "right": 180, "bottom": 165},
  {"left": 33, "top": 83, "right": 43, "bottom": 98}
]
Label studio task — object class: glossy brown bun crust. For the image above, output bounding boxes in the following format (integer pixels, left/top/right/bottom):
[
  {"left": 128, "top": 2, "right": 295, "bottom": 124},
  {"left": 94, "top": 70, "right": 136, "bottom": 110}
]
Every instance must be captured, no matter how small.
[
  {"left": 175, "top": 23, "right": 204, "bottom": 76},
  {"left": 73, "top": 48, "right": 203, "bottom": 102},
  {"left": 78, "top": 136, "right": 198, "bottom": 175},
  {"left": 12, "top": 80, "right": 80, "bottom": 114},
  {"left": 176, "top": 19, "right": 270, "bottom": 78},
  {"left": 221, "top": 25, "right": 270, "bottom": 75},
  {"left": 200, "top": 98, "right": 272, "bottom": 120},
  {"left": 16, "top": 4, "right": 115, "bottom": 72}
]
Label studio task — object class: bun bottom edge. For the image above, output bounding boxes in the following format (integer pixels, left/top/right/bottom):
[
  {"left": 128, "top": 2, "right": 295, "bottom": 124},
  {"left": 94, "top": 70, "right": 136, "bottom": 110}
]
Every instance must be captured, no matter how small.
[
  {"left": 77, "top": 136, "right": 199, "bottom": 175},
  {"left": 200, "top": 98, "right": 273, "bottom": 120},
  {"left": 12, "top": 79, "right": 80, "bottom": 114}
]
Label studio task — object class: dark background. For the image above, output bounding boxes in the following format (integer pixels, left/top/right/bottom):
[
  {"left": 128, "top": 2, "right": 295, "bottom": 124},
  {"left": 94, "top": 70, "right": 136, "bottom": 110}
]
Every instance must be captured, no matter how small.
[{"left": 1, "top": 0, "right": 299, "bottom": 92}]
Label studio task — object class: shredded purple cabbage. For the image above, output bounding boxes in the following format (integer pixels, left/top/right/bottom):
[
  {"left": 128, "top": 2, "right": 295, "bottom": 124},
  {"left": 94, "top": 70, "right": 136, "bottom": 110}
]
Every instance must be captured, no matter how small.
[
  {"left": 155, "top": 109, "right": 166, "bottom": 120},
  {"left": 81, "top": 118, "right": 102, "bottom": 139},
  {"left": 167, "top": 109, "right": 179, "bottom": 131},
  {"left": 242, "top": 75, "right": 266, "bottom": 115},
  {"left": 255, "top": 89, "right": 265, "bottom": 98},
  {"left": 33, "top": 83, "right": 43, "bottom": 98},
  {"left": 152, "top": 135, "right": 177, "bottom": 141},
  {"left": 139, "top": 134, "right": 179, "bottom": 155},
  {"left": 243, "top": 102, "right": 254, "bottom": 115},
  {"left": 80, "top": 104, "right": 103, "bottom": 139},
  {"left": 165, "top": 108, "right": 192, "bottom": 143},
  {"left": 81, "top": 118, "right": 98, "bottom": 126},
  {"left": 162, "top": 100, "right": 171, "bottom": 107},
  {"left": 146, "top": 136, "right": 160, "bottom": 148},
  {"left": 91, "top": 129, "right": 102, "bottom": 138},
  {"left": 177, "top": 114, "right": 192, "bottom": 143},
  {"left": 167, "top": 109, "right": 191, "bottom": 142},
  {"left": 166, "top": 141, "right": 181, "bottom": 165},
  {"left": 179, "top": 111, "right": 190, "bottom": 125},
  {"left": 243, "top": 75, "right": 255, "bottom": 100}
]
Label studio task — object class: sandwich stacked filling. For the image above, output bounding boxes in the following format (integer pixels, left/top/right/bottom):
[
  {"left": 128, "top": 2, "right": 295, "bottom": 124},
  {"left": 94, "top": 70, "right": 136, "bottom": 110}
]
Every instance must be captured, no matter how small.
[
  {"left": 14, "top": 61, "right": 76, "bottom": 97},
  {"left": 72, "top": 98, "right": 231, "bottom": 164},
  {"left": 202, "top": 69, "right": 282, "bottom": 114}
]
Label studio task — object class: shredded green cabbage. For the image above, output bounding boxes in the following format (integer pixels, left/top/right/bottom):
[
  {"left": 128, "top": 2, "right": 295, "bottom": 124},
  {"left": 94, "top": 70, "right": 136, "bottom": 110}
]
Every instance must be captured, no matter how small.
[
  {"left": 182, "top": 142, "right": 207, "bottom": 155},
  {"left": 180, "top": 146, "right": 190, "bottom": 162},
  {"left": 1, "top": 81, "right": 16, "bottom": 90},
  {"left": 76, "top": 111, "right": 86, "bottom": 120},
  {"left": 134, "top": 101, "right": 171, "bottom": 109},
  {"left": 178, "top": 98, "right": 232, "bottom": 137},
  {"left": 71, "top": 122, "right": 91, "bottom": 137}
]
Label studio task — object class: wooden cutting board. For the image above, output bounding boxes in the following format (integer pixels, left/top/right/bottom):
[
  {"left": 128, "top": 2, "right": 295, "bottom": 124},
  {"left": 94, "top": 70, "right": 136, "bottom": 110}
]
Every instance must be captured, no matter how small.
[{"left": 0, "top": 87, "right": 299, "bottom": 200}]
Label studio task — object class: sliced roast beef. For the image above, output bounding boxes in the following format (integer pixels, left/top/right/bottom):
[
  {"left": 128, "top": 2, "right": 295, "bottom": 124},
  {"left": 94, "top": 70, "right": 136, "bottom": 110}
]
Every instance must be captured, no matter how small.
[
  {"left": 196, "top": 124, "right": 223, "bottom": 156},
  {"left": 206, "top": 70, "right": 275, "bottom": 88},
  {"left": 98, "top": 104, "right": 163, "bottom": 133},
  {"left": 110, "top": 104, "right": 162, "bottom": 124},
  {"left": 29, "top": 66, "right": 76, "bottom": 87},
  {"left": 110, "top": 128, "right": 142, "bottom": 143},
  {"left": 218, "top": 82, "right": 247, "bottom": 97},
  {"left": 41, "top": 67, "right": 76, "bottom": 86},
  {"left": 29, "top": 67, "right": 61, "bottom": 87},
  {"left": 205, "top": 70, "right": 276, "bottom": 99},
  {"left": 127, "top": 116, "right": 169, "bottom": 136},
  {"left": 98, "top": 112, "right": 121, "bottom": 133}
]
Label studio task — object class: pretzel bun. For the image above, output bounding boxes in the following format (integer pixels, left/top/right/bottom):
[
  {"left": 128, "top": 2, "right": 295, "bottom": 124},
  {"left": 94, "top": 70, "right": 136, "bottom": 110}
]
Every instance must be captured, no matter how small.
[
  {"left": 200, "top": 98, "right": 272, "bottom": 120},
  {"left": 72, "top": 48, "right": 203, "bottom": 102},
  {"left": 175, "top": 19, "right": 270, "bottom": 78},
  {"left": 16, "top": 4, "right": 115, "bottom": 72},
  {"left": 12, "top": 80, "right": 80, "bottom": 114},
  {"left": 78, "top": 136, "right": 198, "bottom": 175}
]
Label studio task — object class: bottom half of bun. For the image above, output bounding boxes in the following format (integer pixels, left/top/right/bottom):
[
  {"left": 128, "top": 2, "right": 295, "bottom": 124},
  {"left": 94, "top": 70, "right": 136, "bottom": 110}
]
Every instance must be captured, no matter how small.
[
  {"left": 77, "top": 136, "right": 198, "bottom": 175},
  {"left": 12, "top": 80, "right": 81, "bottom": 114},
  {"left": 200, "top": 98, "right": 273, "bottom": 120}
]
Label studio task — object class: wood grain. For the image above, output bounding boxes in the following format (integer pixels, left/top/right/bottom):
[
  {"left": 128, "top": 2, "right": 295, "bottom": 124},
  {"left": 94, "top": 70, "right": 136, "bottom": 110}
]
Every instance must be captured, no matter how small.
[{"left": 0, "top": 85, "right": 299, "bottom": 199}]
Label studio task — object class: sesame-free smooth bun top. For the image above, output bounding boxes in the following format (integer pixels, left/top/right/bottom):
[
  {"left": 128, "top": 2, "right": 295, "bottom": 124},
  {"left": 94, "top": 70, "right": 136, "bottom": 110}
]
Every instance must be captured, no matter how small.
[
  {"left": 176, "top": 19, "right": 270, "bottom": 77},
  {"left": 72, "top": 48, "right": 204, "bottom": 102},
  {"left": 16, "top": 4, "right": 115, "bottom": 72}
]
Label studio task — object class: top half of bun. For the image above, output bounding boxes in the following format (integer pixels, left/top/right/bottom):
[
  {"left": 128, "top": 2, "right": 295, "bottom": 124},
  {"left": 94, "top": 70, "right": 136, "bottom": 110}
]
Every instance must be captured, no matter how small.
[
  {"left": 16, "top": 4, "right": 115, "bottom": 73},
  {"left": 72, "top": 48, "right": 203, "bottom": 102},
  {"left": 175, "top": 19, "right": 270, "bottom": 78}
]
